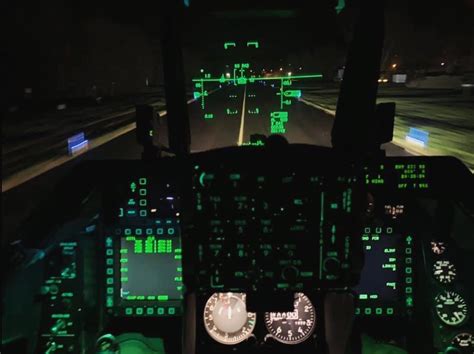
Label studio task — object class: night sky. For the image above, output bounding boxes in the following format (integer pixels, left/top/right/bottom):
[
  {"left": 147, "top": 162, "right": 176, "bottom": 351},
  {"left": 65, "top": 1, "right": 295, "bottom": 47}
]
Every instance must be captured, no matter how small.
[{"left": 4, "top": 0, "right": 474, "bottom": 101}]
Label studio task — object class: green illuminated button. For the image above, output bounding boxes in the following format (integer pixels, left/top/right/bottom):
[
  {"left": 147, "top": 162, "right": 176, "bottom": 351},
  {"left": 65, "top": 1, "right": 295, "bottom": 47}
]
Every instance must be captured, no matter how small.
[
  {"left": 106, "top": 249, "right": 113, "bottom": 256},
  {"left": 140, "top": 200, "right": 147, "bottom": 207},
  {"left": 139, "top": 210, "right": 147, "bottom": 217},
  {"left": 146, "top": 228, "right": 153, "bottom": 235},
  {"left": 106, "top": 259, "right": 113, "bottom": 265},
  {"left": 107, "top": 287, "right": 114, "bottom": 294},
  {"left": 376, "top": 308, "right": 383, "bottom": 315},
  {"left": 125, "top": 228, "right": 131, "bottom": 235},
  {"left": 406, "top": 277, "right": 412, "bottom": 284},
  {"left": 139, "top": 178, "right": 147, "bottom": 185},
  {"left": 146, "top": 307, "right": 154, "bottom": 315},
  {"left": 158, "top": 308, "right": 165, "bottom": 315},
  {"left": 364, "top": 308, "right": 372, "bottom": 315},
  {"left": 387, "top": 308, "right": 394, "bottom": 315},
  {"left": 139, "top": 189, "right": 147, "bottom": 196},
  {"left": 106, "top": 296, "right": 114, "bottom": 308},
  {"left": 355, "top": 307, "right": 361, "bottom": 315},
  {"left": 405, "top": 267, "right": 412, "bottom": 274},
  {"left": 168, "top": 307, "right": 176, "bottom": 315},
  {"left": 106, "top": 278, "right": 113, "bottom": 285},
  {"left": 405, "top": 287, "right": 413, "bottom": 294},
  {"left": 106, "top": 268, "right": 113, "bottom": 275},
  {"left": 136, "top": 307, "right": 144, "bottom": 315},
  {"left": 125, "top": 308, "right": 133, "bottom": 315}
]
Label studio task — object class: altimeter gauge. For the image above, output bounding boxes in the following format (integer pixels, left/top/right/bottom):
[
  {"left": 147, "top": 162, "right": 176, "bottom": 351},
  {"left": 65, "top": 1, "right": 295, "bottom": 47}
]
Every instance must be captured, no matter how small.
[{"left": 264, "top": 293, "right": 316, "bottom": 345}]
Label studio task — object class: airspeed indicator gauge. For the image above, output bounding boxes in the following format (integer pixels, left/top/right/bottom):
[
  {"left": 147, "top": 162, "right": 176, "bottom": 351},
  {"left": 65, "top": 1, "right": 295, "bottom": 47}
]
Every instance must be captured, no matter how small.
[
  {"left": 203, "top": 292, "right": 256, "bottom": 345},
  {"left": 435, "top": 291, "right": 469, "bottom": 327}
]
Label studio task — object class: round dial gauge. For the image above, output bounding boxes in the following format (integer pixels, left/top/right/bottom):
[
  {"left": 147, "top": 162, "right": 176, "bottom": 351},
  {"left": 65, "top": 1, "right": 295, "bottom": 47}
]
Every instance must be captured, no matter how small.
[
  {"left": 435, "top": 291, "right": 469, "bottom": 326},
  {"left": 264, "top": 293, "right": 316, "bottom": 345},
  {"left": 203, "top": 292, "right": 256, "bottom": 345},
  {"left": 450, "top": 333, "right": 474, "bottom": 352},
  {"left": 433, "top": 260, "right": 457, "bottom": 284},
  {"left": 431, "top": 241, "right": 446, "bottom": 255}
]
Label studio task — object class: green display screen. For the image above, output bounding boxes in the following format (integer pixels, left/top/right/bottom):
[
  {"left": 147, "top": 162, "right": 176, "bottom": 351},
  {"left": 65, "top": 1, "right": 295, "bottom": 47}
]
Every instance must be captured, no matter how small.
[
  {"left": 119, "top": 233, "right": 183, "bottom": 302},
  {"left": 354, "top": 227, "right": 414, "bottom": 316}
]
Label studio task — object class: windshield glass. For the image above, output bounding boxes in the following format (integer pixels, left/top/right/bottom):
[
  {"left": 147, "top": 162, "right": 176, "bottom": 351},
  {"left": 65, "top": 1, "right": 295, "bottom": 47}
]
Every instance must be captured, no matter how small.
[
  {"left": 3, "top": 0, "right": 474, "bottom": 192},
  {"left": 175, "top": 1, "right": 473, "bottom": 168},
  {"left": 179, "top": 4, "right": 344, "bottom": 150}
]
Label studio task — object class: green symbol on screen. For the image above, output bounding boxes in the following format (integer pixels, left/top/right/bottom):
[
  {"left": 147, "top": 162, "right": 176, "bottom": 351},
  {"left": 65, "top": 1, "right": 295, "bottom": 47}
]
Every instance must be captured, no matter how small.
[
  {"left": 270, "top": 112, "right": 289, "bottom": 134},
  {"left": 224, "top": 42, "right": 236, "bottom": 49},
  {"left": 199, "top": 172, "right": 206, "bottom": 187},
  {"left": 271, "top": 112, "right": 289, "bottom": 120},
  {"left": 204, "top": 113, "right": 214, "bottom": 119},
  {"left": 248, "top": 108, "right": 260, "bottom": 114},
  {"left": 130, "top": 182, "right": 136, "bottom": 192},
  {"left": 283, "top": 90, "right": 302, "bottom": 98},
  {"left": 237, "top": 77, "right": 247, "bottom": 85},
  {"left": 246, "top": 41, "right": 259, "bottom": 48}
]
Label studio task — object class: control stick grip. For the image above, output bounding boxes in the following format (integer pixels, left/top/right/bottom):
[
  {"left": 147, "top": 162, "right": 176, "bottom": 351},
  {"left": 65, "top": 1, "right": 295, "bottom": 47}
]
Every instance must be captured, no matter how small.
[{"left": 324, "top": 292, "right": 355, "bottom": 354}]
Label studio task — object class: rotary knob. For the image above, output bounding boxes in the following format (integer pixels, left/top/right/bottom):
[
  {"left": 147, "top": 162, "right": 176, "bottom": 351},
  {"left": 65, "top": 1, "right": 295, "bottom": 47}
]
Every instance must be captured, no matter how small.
[{"left": 323, "top": 257, "right": 341, "bottom": 278}]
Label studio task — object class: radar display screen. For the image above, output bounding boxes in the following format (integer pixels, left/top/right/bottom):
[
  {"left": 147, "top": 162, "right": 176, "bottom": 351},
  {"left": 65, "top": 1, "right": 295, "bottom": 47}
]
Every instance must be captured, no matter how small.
[
  {"left": 354, "top": 226, "right": 414, "bottom": 317},
  {"left": 119, "top": 229, "right": 182, "bottom": 302}
]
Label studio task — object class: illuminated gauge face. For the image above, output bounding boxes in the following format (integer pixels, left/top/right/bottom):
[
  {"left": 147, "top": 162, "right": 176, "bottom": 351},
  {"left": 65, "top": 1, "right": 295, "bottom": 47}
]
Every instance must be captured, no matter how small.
[
  {"left": 433, "top": 260, "right": 457, "bottom": 284},
  {"left": 451, "top": 333, "right": 474, "bottom": 352},
  {"left": 264, "top": 293, "right": 316, "bottom": 345},
  {"left": 203, "top": 293, "right": 256, "bottom": 345},
  {"left": 435, "top": 291, "right": 469, "bottom": 326},
  {"left": 431, "top": 241, "right": 446, "bottom": 255}
]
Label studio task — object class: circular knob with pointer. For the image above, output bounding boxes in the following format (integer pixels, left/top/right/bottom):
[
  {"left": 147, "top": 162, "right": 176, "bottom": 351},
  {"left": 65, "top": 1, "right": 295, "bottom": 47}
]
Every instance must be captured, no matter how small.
[
  {"left": 323, "top": 257, "right": 341, "bottom": 278},
  {"left": 281, "top": 266, "right": 299, "bottom": 283}
]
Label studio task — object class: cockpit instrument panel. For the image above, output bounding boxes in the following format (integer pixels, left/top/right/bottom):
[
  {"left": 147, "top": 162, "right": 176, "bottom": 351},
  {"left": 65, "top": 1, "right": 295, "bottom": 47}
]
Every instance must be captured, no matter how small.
[
  {"left": 103, "top": 174, "right": 183, "bottom": 317},
  {"left": 191, "top": 158, "right": 363, "bottom": 294}
]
